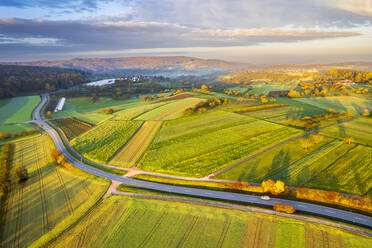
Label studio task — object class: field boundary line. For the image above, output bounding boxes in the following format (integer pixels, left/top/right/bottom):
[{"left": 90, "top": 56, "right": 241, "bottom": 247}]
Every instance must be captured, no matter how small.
[
  {"left": 206, "top": 132, "right": 307, "bottom": 178},
  {"left": 207, "top": 115, "right": 363, "bottom": 178},
  {"left": 107, "top": 121, "right": 145, "bottom": 163}
]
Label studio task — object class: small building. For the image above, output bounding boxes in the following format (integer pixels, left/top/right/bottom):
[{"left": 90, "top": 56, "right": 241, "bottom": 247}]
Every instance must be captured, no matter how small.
[{"left": 54, "top": 97, "right": 66, "bottom": 112}]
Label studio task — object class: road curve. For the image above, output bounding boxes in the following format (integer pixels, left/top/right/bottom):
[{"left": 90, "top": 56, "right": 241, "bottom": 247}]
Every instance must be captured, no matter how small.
[{"left": 34, "top": 95, "right": 372, "bottom": 232}]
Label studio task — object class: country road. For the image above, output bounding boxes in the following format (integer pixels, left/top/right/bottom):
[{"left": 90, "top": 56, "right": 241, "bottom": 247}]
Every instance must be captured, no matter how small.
[{"left": 33, "top": 94, "right": 372, "bottom": 233}]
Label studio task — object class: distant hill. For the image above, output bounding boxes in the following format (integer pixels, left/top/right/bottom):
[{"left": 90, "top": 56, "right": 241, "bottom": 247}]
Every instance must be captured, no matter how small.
[
  {"left": 2, "top": 56, "right": 247, "bottom": 74},
  {"left": 0, "top": 65, "right": 89, "bottom": 98},
  {"left": 266, "top": 62, "right": 372, "bottom": 72}
]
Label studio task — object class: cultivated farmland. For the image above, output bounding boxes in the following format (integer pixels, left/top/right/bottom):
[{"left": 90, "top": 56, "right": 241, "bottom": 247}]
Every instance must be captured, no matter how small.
[
  {"left": 49, "top": 196, "right": 371, "bottom": 248},
  {"left": 0, "top": 135, "right": 109, "bottom": 248},
  {"left": 51, "top": 97, "right": 146, "bottom": 124},
  {"left": 71, "top": 120, "right": 143, "bottom": 163},
  {"left": 292, "top": 96, "right": 372, "bottom": 115},
  {"left": 0, "top": 96, "right": 40, "bottom": 123},
  {"left": 139, "top": 114, "right": 301, "bottom": 177},
  {"left": 0, "top": 124, "right": 36, "bottom": 134},
  {"left": 113, "top": 101, "right": 166, "bottom": 120},
  {"left": 110, "top": 121, "right": 161, "bottom": 168},
  {"left": 319, "top": 117, "right": 372, "bottom": 146},
  {"left": 217, "top": 136, "right": 372, "bottom": 196},
  {"left": 50, "top": 117, "right": 94, "bottom": 140},
  {"left": 135, "top": 97, "right": 202, "bottom": 121}
]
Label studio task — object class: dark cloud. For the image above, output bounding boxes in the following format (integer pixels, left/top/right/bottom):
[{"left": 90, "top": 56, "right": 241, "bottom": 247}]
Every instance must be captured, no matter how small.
[{"left": 0, "top": 18, "right": 361, "bottom": 60}]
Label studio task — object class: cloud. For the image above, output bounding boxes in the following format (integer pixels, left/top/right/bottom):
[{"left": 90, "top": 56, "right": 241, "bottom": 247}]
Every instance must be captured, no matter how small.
[
  {"left": 325, "top": 0, "right": 372, "bottom": 17},
  {"left": 128, "top": 0, "right": 372, "bottom": 29},
  {"left": 0, "top": 0, "right": 110, "bottom": 9},
  {"left": 0, "top": 19, "right": 359, "bottom": 50},
  {"left": 0, "top": 35, "right": 61, "bottom": 46}
]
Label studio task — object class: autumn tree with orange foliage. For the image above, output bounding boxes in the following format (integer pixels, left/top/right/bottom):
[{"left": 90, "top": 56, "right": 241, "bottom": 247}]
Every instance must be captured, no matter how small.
[{"left": 273, "top": 203, "right": 296, "bottom": 214}]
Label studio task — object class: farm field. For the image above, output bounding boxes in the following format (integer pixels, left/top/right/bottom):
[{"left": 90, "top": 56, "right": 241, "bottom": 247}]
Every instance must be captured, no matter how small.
[
  {"left": 51, "top": 97, "right": 147, "bottom": 124},
  {"left": 49, "top": 195, "right": 371, "bottom": 248},
  {"left": 319, "top": 117, "right": 372, "bottom": 146},
  {"left": 242, "top": 105, "right": 310, "bottom": 123},
  {"left": 50, "top": 117, "right": 94, "bottom": 141},
  {"left": 135, "top": 97, "right": 202, "bottom": 121},
  {"left": 113, "top": 101, "right": 166, "bottom": 120},
  {"left": 249, "top": 83, "right": 292, "bottom": 95},
  {"left": 110, "top": 121, "right": 161, "bottom": 168},
  {"left": 0, "top": 135, "right": 109, "bottom": 248},
  {"left": 0, "top": 123, "right": 36, "bottom": 134},
  {"left": 0, "top": 96, "right": 40, "bottom": 123},
  {"left": 71, "top": 120, "right": 143, "bottom": 163},
  {"left": 139, "top": 114, "right": 301, "bottom": 177},
  {"left": 292, "top": 96, "right": 372, "bottom": 115},
  {"left": 217, "top": 137, "right": 372, "bottom": 196},
  {"left": 0, "top": 124, "right": 40, "bottom": 145}
]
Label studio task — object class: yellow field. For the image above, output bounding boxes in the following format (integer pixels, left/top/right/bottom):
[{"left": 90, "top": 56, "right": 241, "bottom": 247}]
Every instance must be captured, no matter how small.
[
  {"left": 0, "top": 135, "right": 109, "bottom": 248},
  {"left": 110, "top": 121, "right": 161, "bottom": 168},
  {"left": 49, "top": 196, "right": 371, "bottom": 248}
]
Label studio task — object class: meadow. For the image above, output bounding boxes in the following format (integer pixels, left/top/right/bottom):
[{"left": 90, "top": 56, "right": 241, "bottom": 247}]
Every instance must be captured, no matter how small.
[
  {"left": 0, "top": 123, "right": 36, "bottom": 134},
  {"left": 139, "top": 113, "right": 301, "bottom": 177},
  {"left": 217, "top": 136, "right": 372, "bottom": 196},
  {"left": 50, "top": 117, "right": 94, "bottom": 141},
  {"left": 319, "top": 117, "right": 372, "bottom": 146},
  {"left": 71, "top": 120, "right": 143, "bottom": 163},
  {"left": 135, "top": 97, "right": 202, "bottom": 121},
  {"left": 292, "top": 96, "right": 372, "bottom": 115},
  {"left": 110, "top": 121, "right": 162, "bottom": 168},
  {"left": 249, "top": 83, "right": 292, "bottom": 95},
  {"left": 0, "top": 135, "right": 109, "bottom": 248},
  {"left": 51, "top": 97, "right": 147, "bottom": 124},
  {"left": 49, "top": 195, "right": 371, "bottom": 248},
  {"left": 113, "top": 102, "right": 167, "bottom": 120},
  {"left": 0, "top": 96, "right": 40, "bottom": 123}
]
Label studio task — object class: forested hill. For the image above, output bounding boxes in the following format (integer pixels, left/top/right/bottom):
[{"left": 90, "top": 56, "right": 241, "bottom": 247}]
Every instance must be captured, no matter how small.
[
  {"left": 3, "top": 56, "right": 247, "bottom": 73},
  {"left": 0, "top": 65, "right": 89, "bottom": 98}
]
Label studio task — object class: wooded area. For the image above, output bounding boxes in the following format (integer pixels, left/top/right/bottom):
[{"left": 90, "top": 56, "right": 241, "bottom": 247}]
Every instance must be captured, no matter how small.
[{"left": 0, "top": 65, "right": 89, "bottom": 98}]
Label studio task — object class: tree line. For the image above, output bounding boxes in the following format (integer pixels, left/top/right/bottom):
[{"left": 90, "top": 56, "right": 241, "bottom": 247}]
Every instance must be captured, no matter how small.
[{"left": 0, "top": 65, "right": 89, "bottom": 98}]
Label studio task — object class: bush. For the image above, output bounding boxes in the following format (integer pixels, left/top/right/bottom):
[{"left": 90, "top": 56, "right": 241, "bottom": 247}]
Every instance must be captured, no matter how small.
[{"left": 273, "top": 203, "right": 296, "bottom": 214}]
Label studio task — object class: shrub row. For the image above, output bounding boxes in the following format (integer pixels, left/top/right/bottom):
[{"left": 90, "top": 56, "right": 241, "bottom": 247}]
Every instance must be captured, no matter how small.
[{"left": 0, "top": 130, "right": 39, "bottom": 141}]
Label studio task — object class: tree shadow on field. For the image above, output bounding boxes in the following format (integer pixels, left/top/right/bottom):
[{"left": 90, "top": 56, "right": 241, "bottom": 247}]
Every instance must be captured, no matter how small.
[
  {"left": 238, "top": 160, "right": 260, "bottom": 182},
  {"left": 351, "top": 102, "right": 364, "bottom": 115},
  {"left": 269, "top": 149, "right": 290, "bottom": 178}
]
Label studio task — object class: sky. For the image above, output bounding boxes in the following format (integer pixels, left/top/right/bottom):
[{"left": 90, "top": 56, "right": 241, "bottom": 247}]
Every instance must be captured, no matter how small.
[{"left": 0, "top": 0, "right": 372, "bottom": 64}]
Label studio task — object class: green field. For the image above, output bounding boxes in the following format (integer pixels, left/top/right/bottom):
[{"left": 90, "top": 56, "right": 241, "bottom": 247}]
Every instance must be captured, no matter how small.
[
  {"left": 249, "top": 84, "right": 292, "bottom": 95},
  {"left": 0, "top": 124, "right": 36, "bottom": 134},
  {"left": 111, "top": 121, "right": 162, "bottom": 167},
  {"left": 135, "top": 97, "right": 202, "bottom": 121},
  {"left": 319, "top": 117, "right": 372, "bottom": 146},
  {"left": 49, "top": 196, "right": 371, "bottom": 248},
  {"left": 242, "top": 105, "right": 311, "bottom": 123},
  {"left": 217, "top": 137, "right": 372, "bottom": 196},
  {"left": 71, "top": 120, "right": 143, "bottom": 163},
  {"left": 293, "top": 96, "right": 372, "bottom": 115},
  {"left": 0, "top": 135, "right": 109, "bottom": 248},
  {"left": 113, "top": 102, "right": 167, "bottom": 120},
  {"left": 52, "top": 97, "right": 148, "bottom": 124},
  {"left": 0, "top": 96, "right": 40, "bottom": 123},
  {"left": 139, "top": 112, "right": 301, "bottom": 177}
]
